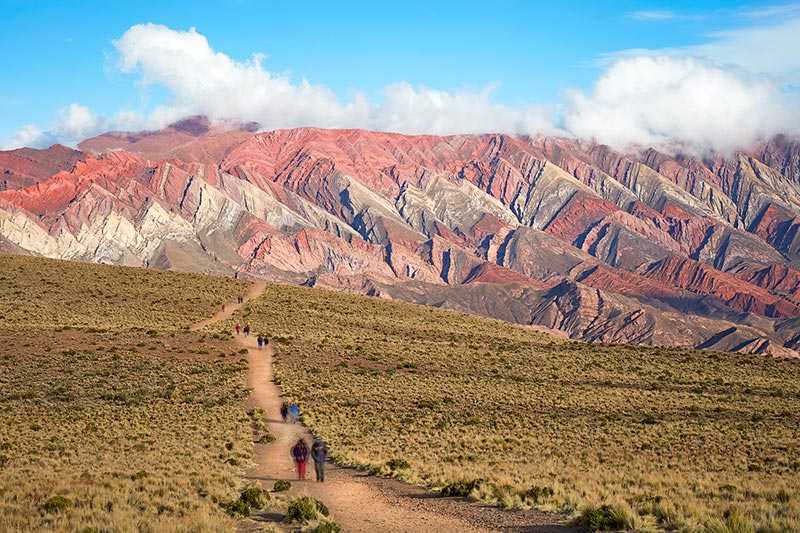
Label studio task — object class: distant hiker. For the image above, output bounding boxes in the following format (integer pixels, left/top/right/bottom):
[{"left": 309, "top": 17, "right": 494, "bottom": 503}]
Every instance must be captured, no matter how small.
[
  {"left": 291, "top": 438, "right": 309, "bottom": 480},
  {"left": 257, "top": 336, "right": 263, "bottom": 348},
  {"left": 264, "top": 337, "right": 269, "bottom": 346},
  {"left": 243, "top": 325, "right": 250, "bottom": 337},
  {"left": 280, "top": 402, "right": 289, "bottom": 423},
  {"left": 311, "top": 439, "right": 329, "bottom": 482},
  {"left": 235, "top": 323, "right": 241, "bottom": 335},
  {"left": 221, "top": 304, "right": 225, "bottom": 312},
  {"left": 238, "top": 296, "right": 244, "bottom": 304},
  {"left": 289, "top": 404, "right": 300, "bottom": 423}
]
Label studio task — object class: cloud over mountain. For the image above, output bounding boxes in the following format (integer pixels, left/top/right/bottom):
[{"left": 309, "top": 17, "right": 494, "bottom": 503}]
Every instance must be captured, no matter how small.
[
  {"left": 3, "top": 20, "right": 799, "bottom": 155},
  {"left": 562, "top": 55, "right": 799, "bottom": 155}
]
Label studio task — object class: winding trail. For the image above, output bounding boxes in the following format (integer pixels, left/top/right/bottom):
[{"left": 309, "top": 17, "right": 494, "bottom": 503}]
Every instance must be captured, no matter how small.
[{"left": 193, "top": 283, "right": 581, "bottom": 533}]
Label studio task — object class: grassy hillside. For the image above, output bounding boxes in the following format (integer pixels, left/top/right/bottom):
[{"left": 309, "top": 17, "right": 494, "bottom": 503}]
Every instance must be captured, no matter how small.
[
  {"left": 0, "top": 254, "right": 252, "bottom": 531},
  {"left": 230, "top": 282, "right": 800, "bottom": 532},
  {"left": 0, "top": 253, "right": 245, "bottom": 330}
]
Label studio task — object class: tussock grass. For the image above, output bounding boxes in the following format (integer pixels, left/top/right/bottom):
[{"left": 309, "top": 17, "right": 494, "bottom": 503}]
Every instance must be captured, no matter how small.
[
  {"left": 0, "top": 255, "right": 252, "bottom": 531},
  {"left": 226, "top": 282, "right": 800, "bottom": 532}
]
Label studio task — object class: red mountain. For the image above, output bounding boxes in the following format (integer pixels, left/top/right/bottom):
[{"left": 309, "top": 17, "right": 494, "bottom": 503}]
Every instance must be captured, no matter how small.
[{"left": 1, "top": 117, "right": 799, "bottom": 356}]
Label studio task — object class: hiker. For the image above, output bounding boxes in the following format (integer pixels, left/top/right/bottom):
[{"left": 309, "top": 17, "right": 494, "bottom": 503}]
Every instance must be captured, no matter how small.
[
  {"left": 243, "top": 325, "right": 250, "bottom": 337},
  {"left": 264, "top": 336, "right": 269, "bottom": 346},
  {"left": 311, "top": 439, "right": 329, "bottom": 482},
  {"left": 289, "top": 404, "right": 300, "bottom": 423},
  {"left": 291, "top": 438, "right": 309, "bottom": 480},
  {"left": 235, "top": 323, "right": 241, "bottom": 335},
  {"left": 257, "top": 336, "right": 263, "bottom": 348},
  {"left": 280, "top": 402, "right": 289, "bottom": 423},
  {"left": 238, "top": 296, "right": 244, "bottom": 304},
  {"left": 221, "top": 304, "right": 225, "bottom": 312}
]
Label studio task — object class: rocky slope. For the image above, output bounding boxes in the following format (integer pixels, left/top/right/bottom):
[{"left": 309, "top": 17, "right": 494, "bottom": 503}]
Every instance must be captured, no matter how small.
[{"left": 1, "top": 116, "right": 799, "bottom": 356}]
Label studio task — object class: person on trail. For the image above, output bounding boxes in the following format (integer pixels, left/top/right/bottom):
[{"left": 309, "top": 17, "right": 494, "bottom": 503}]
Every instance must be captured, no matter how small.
[
  {"left": 289, "top": 404, "right": 300, "bottom": 423},
  {"left": 264, "top": 336, "right": 269, "bottom": 346},
  {"left": 235, "top": 323, "right": 241, "bottom": 335},
  {"left": 280, "top": 402, "right": 289, "bottom": 423},
  {"left": 257, "top": 336, "right": 263, "bottom": 348},
  {"left": 243, "top": 325, "right": 250, "bottom": 337},
  {"left": 291, "top": 438, "right": 309, "bottom": 480},
  {"left": 311, "top": 439, "right": 329, "bottom": 482},
  {"left": 238, "top": 296, "right": 244, "bottom": 304},
  {"left": 221, "top": 304, "right": 225, "bottom": 312}
]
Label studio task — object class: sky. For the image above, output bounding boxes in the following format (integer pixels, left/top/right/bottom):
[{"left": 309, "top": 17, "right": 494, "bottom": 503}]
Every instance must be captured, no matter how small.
[{"left": 1, "top": 0, "right": 799, "bottom": 155}]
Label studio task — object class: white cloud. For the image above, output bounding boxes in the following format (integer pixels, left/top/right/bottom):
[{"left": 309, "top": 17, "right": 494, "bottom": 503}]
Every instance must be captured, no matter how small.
[
  {"left": 562, "top": 55, "right": 799, "bottom": 155},
  {"left": 51, "top": 104, "right": 105, "bottom": 144},
  {"left": 109, "top": 23, "right": 563, "bottom": 137},
  {"left": 0, "top": 124, "right": 46, "bottom": 150}
]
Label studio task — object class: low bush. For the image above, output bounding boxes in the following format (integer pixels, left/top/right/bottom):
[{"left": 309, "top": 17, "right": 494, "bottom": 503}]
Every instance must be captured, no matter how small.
[
  {"left": 580, "top": 504, "right": 626, "bottom": 531},
  {"left": 224, "top": 498, "right": 250, "bottom": 518},
  {"left": 240, "top": 486, "right": 269, "bottom": 508},
  {"left": 258, "top": 431, "right": 276, "bottom": 444},
  {"left": 42, "top": 495, "right": 73, "bottom": 514},
  {"left": 523, "top": 485, "right": 554, "bottom": 504},
  {"left": 386, "top": 458, "right": 410, "bottom": 471},
  {"left": 440, "top": 478, "right": 484, "bottom": 497},
  {"left": 273, "top": 480, "right": 291, "bottom": 492},
  {"left": 311, "top": 521, "right": 342, "bottom": 533},
  {"left": 285, "top": 495, "right": 329, "bottom": 523}
]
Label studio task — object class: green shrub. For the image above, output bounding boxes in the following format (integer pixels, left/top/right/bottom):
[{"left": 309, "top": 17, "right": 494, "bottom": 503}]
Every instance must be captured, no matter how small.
[
  {"left": 580, "top": 504, "right": 626, "bottom": 531},
  {"left": 258, "top": 431, "right": 276, "bottom": 444},
  {"left": 273, "top": 480, "right": 291, "bottom": 492},
  {"left": 440, "top": 478, "right": 485, "bottom": 497},
  {"left": 130, "top": 470, "right": 148, "bottom": 481},
  {"left": 312, "top": 521, "right": 342, "bottom": 533},
  {"left": 285, "top": 495, "right": 329, "bottom": 523},
  {"left": 524, "top": 485, "right": 554, "bottom": 504},
  {"left": 386, "top": 458, "right": 410, "bottom": 471},
  {"left": 42, "top": 495, "right": 73, "bottom": 514},
  {"left": 240, "top": 486, "right": 269, "bottom": 508},
  {"left": 224, "top": 498, "right": 250, "bottom": 517}
]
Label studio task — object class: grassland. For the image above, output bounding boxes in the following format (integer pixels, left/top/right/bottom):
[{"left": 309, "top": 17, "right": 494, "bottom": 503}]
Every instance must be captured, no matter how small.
[
  {"left": 228, "top": 282, "right": 800, "bottom": 532},
  {"left": 0, "top": 254, "right": 243, "bottom": 330},
  {"left": 0, "top": 254, "right": 253, "bottom": 532}
]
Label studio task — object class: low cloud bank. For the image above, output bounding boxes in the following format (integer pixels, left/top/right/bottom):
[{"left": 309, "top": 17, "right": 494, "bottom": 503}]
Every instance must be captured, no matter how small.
[{"left": 3, "top": 22, "right": 799, "bottom": 156}]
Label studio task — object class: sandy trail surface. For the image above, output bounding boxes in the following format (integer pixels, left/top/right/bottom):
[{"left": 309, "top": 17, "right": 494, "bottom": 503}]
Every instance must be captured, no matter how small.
[{"left": 194, "top": 282, "right": 581, "bottom": 532}]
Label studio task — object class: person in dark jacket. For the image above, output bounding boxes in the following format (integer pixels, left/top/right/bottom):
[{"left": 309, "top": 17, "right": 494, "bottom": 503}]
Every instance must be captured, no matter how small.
[
  {"left": 311, "top": 439, "right": 329, "bottom": 482},
  {"left": 291, "top": 438, "right": 309, "bottom": 480}
]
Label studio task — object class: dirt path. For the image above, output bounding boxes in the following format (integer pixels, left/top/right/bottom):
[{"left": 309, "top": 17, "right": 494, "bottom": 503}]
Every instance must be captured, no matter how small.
[{"left": 193, "top": 283, "right": 582, "bottom": 533}]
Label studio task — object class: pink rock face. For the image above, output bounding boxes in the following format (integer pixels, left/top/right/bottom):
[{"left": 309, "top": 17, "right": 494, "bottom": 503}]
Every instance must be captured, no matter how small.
[
  {"left": 0, "top": 145, "right": 85, "bottom": 191},
  {"left": 2, "top": 118, "right": 800, "bottom": 356}
]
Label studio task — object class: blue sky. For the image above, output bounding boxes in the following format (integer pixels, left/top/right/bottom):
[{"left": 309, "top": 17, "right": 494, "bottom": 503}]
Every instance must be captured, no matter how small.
[{"left": 1, "top": 0, "right": 799, "bottom": 153}]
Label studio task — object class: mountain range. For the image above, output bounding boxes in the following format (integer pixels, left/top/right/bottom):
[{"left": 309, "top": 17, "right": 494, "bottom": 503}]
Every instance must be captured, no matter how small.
[{"left": 2, "top": 116, "right": 799, "bottom": 356}]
